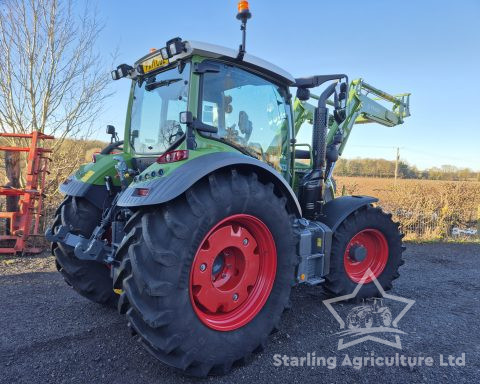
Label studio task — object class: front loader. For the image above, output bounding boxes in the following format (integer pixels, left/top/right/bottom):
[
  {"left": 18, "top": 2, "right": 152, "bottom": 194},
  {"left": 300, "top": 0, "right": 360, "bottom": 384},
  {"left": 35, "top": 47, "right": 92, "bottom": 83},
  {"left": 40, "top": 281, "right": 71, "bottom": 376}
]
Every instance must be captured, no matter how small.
[{"left": 46, "top": 1, "right": 410, "bottom": 377}]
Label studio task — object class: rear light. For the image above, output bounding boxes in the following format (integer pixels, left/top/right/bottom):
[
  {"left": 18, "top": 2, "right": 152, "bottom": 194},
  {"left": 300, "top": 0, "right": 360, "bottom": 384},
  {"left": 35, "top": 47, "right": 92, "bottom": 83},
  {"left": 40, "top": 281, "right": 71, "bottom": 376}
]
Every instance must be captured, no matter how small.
[
  {"left": 134, "top": 188, "right": 150, "bottom": 197},
  {"left": 156, "top": 150, "right": 189, "bottom": 164},
  {"left": 91, "top": 151, "right": 100, "bottom": 163}
]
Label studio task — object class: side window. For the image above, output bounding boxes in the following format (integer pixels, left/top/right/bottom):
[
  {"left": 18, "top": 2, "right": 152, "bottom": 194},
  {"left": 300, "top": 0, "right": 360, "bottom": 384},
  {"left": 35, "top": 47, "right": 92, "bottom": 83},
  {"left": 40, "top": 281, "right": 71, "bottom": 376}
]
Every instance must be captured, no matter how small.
[
  {"left": 202, "top": 101, "right": 218, "bottom": 126},
  {"left": 201, "top": 62, "right": 290, "bottom": 172}
]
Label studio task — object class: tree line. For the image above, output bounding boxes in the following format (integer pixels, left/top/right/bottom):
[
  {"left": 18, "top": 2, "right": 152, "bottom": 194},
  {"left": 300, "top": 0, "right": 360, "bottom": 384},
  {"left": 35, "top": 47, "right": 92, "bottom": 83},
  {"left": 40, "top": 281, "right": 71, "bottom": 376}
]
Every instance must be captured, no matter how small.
[{"left": 334, "top": 158, "right": 480, "bottom": 181}]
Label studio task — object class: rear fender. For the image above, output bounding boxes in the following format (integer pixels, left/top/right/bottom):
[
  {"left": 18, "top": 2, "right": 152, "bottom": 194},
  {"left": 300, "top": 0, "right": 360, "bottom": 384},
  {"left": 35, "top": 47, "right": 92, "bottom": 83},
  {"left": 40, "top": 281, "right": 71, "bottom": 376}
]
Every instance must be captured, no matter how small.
[
  {"left": 117, "top": 152, "right": 302, "bottom": 217},
  {"left": 59, "top": 179, "right": 118, "bottom": 210},
  {"left": 59, "top": 153, "right": 127, "bottom": 209}
]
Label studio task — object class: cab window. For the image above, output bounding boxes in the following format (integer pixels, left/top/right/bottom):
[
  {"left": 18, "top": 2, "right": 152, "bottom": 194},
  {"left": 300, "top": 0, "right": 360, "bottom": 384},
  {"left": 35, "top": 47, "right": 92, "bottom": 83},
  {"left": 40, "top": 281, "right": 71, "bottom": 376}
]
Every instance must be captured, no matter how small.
[
  {"left": 131, "top": 63, "right": 190, "bottom": 155},
  {"left": 200, "top": 61, "right": 290, "bottom": 172}
]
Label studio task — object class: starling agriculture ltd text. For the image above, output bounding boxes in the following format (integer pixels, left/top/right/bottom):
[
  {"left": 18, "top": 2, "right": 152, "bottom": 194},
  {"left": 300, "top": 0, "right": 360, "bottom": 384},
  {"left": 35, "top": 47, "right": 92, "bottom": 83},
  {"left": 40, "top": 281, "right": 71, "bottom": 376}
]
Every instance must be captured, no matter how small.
[{"left": 272, "top": 352, "right": 466, "bottom": 370}]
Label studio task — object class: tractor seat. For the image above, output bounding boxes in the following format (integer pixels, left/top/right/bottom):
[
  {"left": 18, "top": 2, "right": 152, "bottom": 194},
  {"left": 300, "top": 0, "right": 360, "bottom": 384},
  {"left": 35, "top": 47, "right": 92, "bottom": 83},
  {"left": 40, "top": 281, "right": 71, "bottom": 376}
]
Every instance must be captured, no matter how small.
[{"left": 294, "top": 149, "right": 310, "bottom": 159}]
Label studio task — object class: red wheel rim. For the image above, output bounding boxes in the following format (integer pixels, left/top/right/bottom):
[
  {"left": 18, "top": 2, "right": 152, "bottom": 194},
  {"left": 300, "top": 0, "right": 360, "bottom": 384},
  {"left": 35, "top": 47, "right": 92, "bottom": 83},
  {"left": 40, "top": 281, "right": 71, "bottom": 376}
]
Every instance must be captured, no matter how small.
[
  {"left": 343, "top": 228, "right": 388, "bottom": 283},
  {"left": 189, "top": 214, "right": 276, "bottom": 331}
]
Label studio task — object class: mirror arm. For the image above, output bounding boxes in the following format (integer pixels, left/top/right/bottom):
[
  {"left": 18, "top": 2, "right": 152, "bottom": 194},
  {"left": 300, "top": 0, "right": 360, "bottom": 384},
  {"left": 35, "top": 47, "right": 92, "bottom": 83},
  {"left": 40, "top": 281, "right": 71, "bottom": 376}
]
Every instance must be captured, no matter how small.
[
  {"left": 179, "top": 111, "right": 218, "bottom": 149},
  {"left": 192, "top": 119, "right": 218, "bottom": 133}
]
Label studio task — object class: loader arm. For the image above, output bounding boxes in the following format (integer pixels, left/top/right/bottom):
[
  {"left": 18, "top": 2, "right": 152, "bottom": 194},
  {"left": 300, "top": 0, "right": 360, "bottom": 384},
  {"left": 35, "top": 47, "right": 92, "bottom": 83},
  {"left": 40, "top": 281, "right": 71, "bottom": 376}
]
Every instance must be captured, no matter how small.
[{"left": 294, "top": 78, "right": 411, "bottom": 156}]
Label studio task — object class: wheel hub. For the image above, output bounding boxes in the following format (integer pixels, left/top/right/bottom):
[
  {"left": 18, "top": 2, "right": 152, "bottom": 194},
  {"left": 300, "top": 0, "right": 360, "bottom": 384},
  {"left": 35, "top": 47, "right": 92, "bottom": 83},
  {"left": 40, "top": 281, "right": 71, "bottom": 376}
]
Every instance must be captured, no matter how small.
[
  {"left": 349, "top": 244, "right": 367, "bottom": 262},
  {"left": 190, "top": 214, "right": 276, "bottom": 331},
  {"left": 344, "top": 228, "right": 389, "bottom": 283},
  {"left": 211, "top": 252, "right": 225, "bottom": 276}
]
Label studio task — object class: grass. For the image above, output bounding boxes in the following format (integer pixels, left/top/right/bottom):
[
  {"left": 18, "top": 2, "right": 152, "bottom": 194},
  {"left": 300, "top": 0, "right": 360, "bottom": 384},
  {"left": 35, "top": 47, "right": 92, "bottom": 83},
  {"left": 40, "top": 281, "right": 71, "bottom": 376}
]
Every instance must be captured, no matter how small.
[{"left": 335, "top": 176, "right": 480, "bottom": 241}]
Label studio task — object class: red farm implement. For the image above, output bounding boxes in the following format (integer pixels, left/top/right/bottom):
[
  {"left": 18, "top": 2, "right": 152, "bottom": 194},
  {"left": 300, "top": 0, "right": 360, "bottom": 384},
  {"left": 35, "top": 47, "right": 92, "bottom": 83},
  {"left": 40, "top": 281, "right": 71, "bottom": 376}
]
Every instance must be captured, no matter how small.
[{"left": 0, "top": 132, "right": 54, "bottom": 254}]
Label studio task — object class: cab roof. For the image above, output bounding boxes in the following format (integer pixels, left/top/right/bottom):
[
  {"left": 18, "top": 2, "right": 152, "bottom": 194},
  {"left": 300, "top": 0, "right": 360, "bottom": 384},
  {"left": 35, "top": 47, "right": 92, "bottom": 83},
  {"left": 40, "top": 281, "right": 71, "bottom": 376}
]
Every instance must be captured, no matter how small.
[{"left": 136, "top": 39, "right": 295, "bottom": 85}]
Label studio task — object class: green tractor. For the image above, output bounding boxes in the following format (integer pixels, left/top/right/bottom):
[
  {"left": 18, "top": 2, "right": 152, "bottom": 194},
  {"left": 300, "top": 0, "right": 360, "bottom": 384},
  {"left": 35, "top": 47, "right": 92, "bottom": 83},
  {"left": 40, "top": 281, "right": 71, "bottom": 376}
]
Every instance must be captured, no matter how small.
[{"left": 46, "top": 2, "right": 410, "bottom": 376}]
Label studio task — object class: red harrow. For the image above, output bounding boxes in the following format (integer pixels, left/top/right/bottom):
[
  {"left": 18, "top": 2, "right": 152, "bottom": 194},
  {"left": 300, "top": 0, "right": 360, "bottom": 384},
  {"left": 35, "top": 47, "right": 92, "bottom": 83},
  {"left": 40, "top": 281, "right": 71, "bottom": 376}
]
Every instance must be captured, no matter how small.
[{"left": 0, "top": 132, "right": 54, "bottom": 254}]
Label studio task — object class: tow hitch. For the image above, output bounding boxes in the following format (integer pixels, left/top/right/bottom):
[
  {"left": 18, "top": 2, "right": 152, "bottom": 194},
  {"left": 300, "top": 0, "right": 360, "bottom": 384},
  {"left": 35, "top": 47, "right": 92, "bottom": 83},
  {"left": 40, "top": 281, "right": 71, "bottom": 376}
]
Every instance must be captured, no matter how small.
[{"left": 45, "top": 193, "right": 120, "bottom": 263}]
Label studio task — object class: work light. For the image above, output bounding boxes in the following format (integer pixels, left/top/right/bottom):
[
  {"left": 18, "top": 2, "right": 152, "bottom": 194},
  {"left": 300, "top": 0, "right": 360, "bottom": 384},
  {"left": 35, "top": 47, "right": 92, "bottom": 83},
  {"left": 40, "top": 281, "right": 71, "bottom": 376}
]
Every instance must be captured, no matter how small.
[
  {"left": 160, "top": 47, "right": 169, "bottom": 60},
  {"left": 166, "top": 37, "right": 185, "bottom": 57},
  {"left": 111, "top": 64, "right": 133, "bottom": 80}
]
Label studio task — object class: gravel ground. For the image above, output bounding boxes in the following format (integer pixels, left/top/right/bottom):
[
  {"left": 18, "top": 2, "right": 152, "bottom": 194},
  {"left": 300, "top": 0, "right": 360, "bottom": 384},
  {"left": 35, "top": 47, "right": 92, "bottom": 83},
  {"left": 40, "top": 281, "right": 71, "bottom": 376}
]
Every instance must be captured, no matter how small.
[{"left": 1, "top": 243, "right": 479, "bottom": 384}]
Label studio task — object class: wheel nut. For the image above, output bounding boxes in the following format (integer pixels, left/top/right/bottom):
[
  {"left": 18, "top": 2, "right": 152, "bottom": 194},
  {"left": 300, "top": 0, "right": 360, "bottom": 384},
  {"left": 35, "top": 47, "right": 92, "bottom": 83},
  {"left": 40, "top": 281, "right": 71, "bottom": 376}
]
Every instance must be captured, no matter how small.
[
  {"left": 243, "top": 238, "right": 248, "bottom": 246},
  {"left": 200, "top": 263, "right": 207, "bottom": 271},
  {"left": 233, "top": 293, "right": 239, "bottom": 301}
]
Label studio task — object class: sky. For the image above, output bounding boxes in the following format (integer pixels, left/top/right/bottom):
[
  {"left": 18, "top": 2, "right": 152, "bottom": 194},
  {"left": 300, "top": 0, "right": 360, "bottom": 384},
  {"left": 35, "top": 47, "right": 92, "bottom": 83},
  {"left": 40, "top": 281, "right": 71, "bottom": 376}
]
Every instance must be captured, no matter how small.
[{"left": 92, "top": 0, "right": 480, "bottom": 171}]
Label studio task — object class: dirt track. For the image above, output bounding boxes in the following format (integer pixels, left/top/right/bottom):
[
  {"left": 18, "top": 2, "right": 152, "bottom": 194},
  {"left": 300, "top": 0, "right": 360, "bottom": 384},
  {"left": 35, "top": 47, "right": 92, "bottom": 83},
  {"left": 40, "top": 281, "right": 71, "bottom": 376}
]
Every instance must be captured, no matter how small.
[{"left": 1, "top": 243, "right": 479, "bottom": 383}]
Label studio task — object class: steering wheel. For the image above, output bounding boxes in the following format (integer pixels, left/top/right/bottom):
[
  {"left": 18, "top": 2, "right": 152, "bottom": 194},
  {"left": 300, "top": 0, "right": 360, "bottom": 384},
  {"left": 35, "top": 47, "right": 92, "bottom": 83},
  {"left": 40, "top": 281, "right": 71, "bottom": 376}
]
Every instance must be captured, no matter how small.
[
  {"left": 100, "top": 140, "right": 124, "bottom": 155},
  {"left": 166, "top": 121, "right": 184, "bottom": 144},
  {"left": 238, "top": 111, "right": 253, "bottom": 142}
]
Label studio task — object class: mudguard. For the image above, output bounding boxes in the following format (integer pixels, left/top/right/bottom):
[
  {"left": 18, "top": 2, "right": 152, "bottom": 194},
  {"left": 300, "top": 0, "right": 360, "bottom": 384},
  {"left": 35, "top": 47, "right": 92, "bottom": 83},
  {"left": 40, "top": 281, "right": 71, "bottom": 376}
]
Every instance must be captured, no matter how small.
[
  {"left": 59, "top": 179, "right": 116, "bottom": 210},
  {"left": 117, "top": 152, "right": 302, "bottom": 216},
  {"left": 318, "top": 195, "right": 378, "bottom": 232},
  {"left": 58, "top": 152, "right": 127, "bottom": 209}
]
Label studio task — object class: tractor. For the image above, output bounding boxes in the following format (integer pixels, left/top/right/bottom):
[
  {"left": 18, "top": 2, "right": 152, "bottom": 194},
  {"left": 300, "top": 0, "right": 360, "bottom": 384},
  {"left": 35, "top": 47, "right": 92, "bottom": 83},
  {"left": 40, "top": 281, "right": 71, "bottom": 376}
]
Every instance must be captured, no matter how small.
[
  {"left": 347, "top": 298, "right": 393, "bottom": 329},
  {"left": 46, "top": 1, "right": 410, "bottom": 377}
]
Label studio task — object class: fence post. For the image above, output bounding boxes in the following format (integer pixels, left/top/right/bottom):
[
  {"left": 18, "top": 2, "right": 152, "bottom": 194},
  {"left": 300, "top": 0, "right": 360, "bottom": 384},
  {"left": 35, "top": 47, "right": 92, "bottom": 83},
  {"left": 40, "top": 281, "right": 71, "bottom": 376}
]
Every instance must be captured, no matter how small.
[{"left": 477, "top": 205, "right": 480, "bottom": 237}]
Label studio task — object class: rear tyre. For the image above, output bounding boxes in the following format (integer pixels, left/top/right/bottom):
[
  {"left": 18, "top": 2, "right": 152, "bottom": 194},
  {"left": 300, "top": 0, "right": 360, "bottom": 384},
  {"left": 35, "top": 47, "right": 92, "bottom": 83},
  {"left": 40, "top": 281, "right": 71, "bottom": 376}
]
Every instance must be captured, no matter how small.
[
  {"left": 324, "top": 205, "right": 404, "bottom": 298},
  {"left": 52, "top": 196, "right": 117, "bottom": 307},
  {"left": 113, "top": 170, "right": 297, "bottom": 376}
]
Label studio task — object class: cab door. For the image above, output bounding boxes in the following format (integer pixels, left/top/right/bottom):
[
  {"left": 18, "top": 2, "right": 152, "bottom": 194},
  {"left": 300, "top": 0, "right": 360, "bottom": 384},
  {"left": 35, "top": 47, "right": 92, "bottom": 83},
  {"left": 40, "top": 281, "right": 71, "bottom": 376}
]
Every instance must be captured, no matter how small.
[{"left": 197, "top": 60, "right": 294, "bottom": 182}]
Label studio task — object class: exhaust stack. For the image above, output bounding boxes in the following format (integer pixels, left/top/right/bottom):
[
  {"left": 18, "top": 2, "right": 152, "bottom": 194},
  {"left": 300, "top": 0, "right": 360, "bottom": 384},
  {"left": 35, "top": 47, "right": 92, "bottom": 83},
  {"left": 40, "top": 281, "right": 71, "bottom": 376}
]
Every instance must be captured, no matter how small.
[{"left": 299, "top": 83, "right": 337, "bottom": 220}]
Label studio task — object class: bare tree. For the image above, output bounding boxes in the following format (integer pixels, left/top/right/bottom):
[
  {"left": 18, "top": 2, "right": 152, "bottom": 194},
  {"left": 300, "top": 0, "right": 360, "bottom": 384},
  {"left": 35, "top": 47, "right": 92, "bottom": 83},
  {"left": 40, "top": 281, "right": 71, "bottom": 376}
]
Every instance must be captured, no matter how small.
[{"left": 0, "top": 0, "right": 111, "bottom": 211}]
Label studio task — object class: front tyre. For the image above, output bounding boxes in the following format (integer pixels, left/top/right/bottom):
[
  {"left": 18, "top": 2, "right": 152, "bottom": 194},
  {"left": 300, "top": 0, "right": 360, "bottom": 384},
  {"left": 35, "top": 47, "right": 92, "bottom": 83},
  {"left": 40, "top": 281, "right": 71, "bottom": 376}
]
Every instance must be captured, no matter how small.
[
  {"left": 114, "top": 170, "right": 297, "bottom": 376},
  {"left": 324, "top": 205, "right": 405, "bottom": 298}
]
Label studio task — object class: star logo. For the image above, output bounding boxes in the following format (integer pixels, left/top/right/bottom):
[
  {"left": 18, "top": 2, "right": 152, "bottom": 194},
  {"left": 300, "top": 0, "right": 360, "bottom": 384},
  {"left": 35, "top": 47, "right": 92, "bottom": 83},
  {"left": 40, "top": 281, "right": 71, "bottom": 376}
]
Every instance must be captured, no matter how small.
[{"left": 323, "top": 269, "right": 415, "bottom": 350}]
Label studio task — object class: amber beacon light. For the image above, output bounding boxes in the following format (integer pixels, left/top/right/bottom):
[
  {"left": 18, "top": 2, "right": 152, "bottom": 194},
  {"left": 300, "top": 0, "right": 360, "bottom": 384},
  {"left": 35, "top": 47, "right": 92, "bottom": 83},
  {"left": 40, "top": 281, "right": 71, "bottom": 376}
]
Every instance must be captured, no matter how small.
[
  {"left": 236, "top": 1, "right": 252, "bottom": 60},
  {"left": 237, "top": 1, "right": 250, "bottom": 16}
]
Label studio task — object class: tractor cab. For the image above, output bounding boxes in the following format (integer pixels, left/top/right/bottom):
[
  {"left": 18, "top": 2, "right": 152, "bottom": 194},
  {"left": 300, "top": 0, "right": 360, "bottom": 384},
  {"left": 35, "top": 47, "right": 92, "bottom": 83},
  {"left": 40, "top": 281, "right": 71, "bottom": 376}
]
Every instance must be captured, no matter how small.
[
  {"left": 111, "top": 36, "right": 353, "bottom": 223},
  {"left": 112, "top": 39, "right": 297, "bottom": 180},
  {"left": 72, "top": 2, "right": 357, "bottom": 216},
  {"left": 109, "top": 36, "right": 352, "bottom": 217}
]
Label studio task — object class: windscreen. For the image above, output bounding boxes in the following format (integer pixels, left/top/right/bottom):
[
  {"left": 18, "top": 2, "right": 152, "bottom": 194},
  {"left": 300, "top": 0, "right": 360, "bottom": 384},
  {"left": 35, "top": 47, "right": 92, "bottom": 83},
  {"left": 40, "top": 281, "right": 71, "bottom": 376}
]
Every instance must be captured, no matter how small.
[{"left": 130, "top": 63, "right": 190, "bottom": 155}]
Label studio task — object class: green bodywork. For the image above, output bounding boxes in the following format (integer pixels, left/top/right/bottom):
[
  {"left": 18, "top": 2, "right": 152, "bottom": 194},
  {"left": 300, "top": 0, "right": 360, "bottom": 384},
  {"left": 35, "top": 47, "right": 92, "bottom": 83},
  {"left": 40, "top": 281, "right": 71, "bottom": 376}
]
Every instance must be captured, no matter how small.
[{"left": 68, "top": 53, "right": 410, "bottom": 201}]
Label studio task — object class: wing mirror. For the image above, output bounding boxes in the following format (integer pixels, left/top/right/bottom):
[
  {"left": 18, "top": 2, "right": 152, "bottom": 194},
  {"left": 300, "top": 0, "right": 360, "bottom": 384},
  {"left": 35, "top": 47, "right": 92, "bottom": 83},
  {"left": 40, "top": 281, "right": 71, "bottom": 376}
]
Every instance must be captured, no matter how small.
[
  {"left": 338, "top": 82, "right": 348, "bottom": 106},
  {"left": 106, "top": 125, "right": 119, "bottom": 143},
  {"left": 106, "top": 125, "right": 115, "bottom": 135},
  {"left": 296, "top": 87, "right": 310, "bottom": 101},
  {"left": 333, "top": 81, "right": 348, "bottom": 124}
]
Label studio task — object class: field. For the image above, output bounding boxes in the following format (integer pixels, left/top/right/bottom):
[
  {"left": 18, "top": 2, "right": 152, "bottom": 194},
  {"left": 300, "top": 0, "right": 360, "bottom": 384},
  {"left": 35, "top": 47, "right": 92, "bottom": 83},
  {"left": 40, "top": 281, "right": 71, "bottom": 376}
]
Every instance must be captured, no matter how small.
[{"left": 335, "top": 176, "right": 480, "bottom": 240}]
